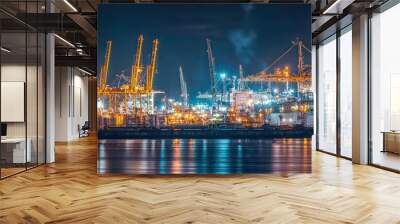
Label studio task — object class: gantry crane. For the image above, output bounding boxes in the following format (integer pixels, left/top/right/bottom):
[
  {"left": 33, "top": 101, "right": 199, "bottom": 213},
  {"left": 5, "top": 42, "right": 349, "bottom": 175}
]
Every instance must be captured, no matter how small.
[
  {"left": 179, "top": 65, "right": 188, "bottom": 110},
  {"left": 297, "top": 39, "right": 305, "bottom": 76},
  {"left": 206, "top": 38, "right": 217, "bottom": 108},
  {"left": 131, "top": 35, "right": 144, "bottom": 92},
  {"left": 145, "top": 39, "right": 159, "bottom": 93},
  {"left": 144, "top": 38, "right": 159, "bottom": 113},
  {"left": 130, "top": 35, "right": 144, "bottom": 117},
  {"left": 97, "top": 41, "right": 115, "bottom": 116},
  {"left": 97, "top": 40, "right": 112, "bottom": 128},
  {"left": 241, "top": 67, "right": 310, "bottom": 82},
  {"left": 240, "top": 39, "right": 312, "bottom": 92},
  {"left": 121, "top": 35, "right": 159, "bottom": 118},
  {"left": 99, "top": 40, "right": 112, "bottom": 93},
  {"left": 97, "top": 35, "right": 160, "bottom": 126},
  {"left": 238, "top": 64, "right": 244, "bottom": 91}
]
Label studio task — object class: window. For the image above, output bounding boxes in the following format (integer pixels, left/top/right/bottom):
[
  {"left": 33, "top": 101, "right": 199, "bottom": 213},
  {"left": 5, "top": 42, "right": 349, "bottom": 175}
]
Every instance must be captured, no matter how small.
[
  {"left": 370, "top": 3, "right": 400, "bottom": 171},
  {"left": 339, "top": 28, "right": 352, "bottom": 158},
  {"left": 317, "top": 35, "right": 337, "bottom": 154}
]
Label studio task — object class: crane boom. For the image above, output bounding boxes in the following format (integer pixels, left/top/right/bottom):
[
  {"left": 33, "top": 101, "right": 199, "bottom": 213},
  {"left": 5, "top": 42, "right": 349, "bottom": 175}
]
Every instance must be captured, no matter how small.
[
  {"left": 248, "top": 39, "right": 311, "bottom": 80},
  {"left": 297, "top": 40, "right": 304, "bottom": 76},
  {"left": 131, "top": 34, "right": 144, "bottom": 91},
  {"left": 179, "top": 65, "right": 188, "bottom": 109},
  {"left": 238, "top": 64, "right": 244, "bottom": 91},
  {"left": 146, "top": 39, "right": 159, "bottom": 92},
  {"left": 100, "top": 41, "right": 112, "bottom": 91},
  {"left": 206, "top": 38, "right": 217, "bottom": 107},
  {"left": 145, "top": 65, "right": 151, "bottom": 92}
]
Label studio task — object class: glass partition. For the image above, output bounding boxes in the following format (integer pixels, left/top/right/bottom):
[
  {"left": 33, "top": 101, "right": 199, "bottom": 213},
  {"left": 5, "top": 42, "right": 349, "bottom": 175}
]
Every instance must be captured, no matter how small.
[
  {"left": 370, "top": 3, "right": 400, "bottom": 171},
  {"left": 38, "top": 32, "right": 45, "bottom": 165},
  {"left": 0, "top": 1, "right": 46, "bottom": 179},
  {"left": 1, "top": 31, "right": 28, "bottom": 177},
  {"left": 317, "top": 35, "right": 337, "bottom": 154},
  {"left": 339, "top": 27, "right": 352, "bottom": 158},
  {"left": 27, "top": 31, "right": 38, "bottom": 169}
]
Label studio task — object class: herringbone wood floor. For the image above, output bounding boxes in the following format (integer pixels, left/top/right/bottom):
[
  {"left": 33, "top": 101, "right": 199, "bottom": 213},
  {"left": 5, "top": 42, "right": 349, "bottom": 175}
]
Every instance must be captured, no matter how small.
[{"left": 1, "top": 136, "right": 400, "bottom": 224}]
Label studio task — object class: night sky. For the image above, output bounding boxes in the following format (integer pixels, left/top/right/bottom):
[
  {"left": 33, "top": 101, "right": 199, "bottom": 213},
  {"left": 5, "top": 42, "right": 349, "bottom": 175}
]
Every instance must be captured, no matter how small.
[{"left": 98, "top": 4, "right": 311, "bottom": 101}]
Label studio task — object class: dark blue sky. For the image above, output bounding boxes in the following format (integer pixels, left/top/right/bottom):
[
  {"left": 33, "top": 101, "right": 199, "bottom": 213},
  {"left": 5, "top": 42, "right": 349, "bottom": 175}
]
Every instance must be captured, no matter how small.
[{"left": 98, "top": 4, "right": 311, "bottom": 100}]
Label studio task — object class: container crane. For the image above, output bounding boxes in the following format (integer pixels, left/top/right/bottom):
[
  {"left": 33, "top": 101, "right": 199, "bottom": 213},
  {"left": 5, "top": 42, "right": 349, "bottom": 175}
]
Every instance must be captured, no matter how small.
[
  {"left": 240, "top": 39, "right": 312, "bottom": 92},
  {"left": 129, "top": 35, "right": 144, "bottom": 118},
  {"left": 141, "top": 38, "right": 159, "bottom": 114},
  {"left": 206, "top": 39, "right": 217, "bottom": 108},
  {"left": 97, "top": 40, "right": 114, "bottom": 117},
  {"left": 145, "top": 39, "right": 159, "bottom": 93},
  {"left": 238, "top": 64, "right": 244, "bottom": 91},
  {"left": 297, "top": 40, "right": 305, "bottom": 76},
  {"left": 99, "top": 40, "right": 112, "bottom": 93},
  {"left": 294, "top": 39, "right": 312, "bottom": 93},
  {"left": 179, "top": 65, "right": 188, "bottom": 110},
  {"left": 131, "top": 35, "right": 144, "bottom": 92},
  {"left": 97, "top": 35, "right": 162, "bottom": 127}
]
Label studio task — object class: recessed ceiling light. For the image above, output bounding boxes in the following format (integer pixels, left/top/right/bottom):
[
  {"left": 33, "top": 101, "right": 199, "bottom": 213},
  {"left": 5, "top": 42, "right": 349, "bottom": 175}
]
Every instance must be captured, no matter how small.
[
  {"left": 1, "top": 47, "right": 11, "bottom": 53},
  {"left": 322, "top": 0, "right": 354, "bottom": 15},
  {"left": 54, "top": 34, "right": 75, "bottom": 48},
  {"left": 63, "top": 0, "right": 78, "bottom": 12},
  {"left": 78, "top": 67, "right": 93, "bottom": 76}
]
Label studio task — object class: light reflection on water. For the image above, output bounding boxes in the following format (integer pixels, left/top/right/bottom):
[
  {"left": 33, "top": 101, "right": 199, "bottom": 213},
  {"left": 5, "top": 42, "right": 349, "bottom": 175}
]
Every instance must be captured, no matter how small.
[{"left": 98, "top": 138, "right": 311, "bottom": 174}]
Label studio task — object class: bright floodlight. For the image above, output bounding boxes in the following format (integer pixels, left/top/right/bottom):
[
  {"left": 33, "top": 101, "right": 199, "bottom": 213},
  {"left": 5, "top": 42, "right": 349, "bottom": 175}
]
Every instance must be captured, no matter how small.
[
  {"left": 97, "top": 100, "right": 104, "bottom": 109},
  {"left": 220, "top": 73, "right": 226, "bottom": 79}
]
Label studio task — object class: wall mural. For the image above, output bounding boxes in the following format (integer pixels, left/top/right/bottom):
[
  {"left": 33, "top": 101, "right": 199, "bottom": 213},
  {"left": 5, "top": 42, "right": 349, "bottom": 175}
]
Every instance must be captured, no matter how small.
[{"left": 97, "top": 4, "right": 312, "bottom": 174}]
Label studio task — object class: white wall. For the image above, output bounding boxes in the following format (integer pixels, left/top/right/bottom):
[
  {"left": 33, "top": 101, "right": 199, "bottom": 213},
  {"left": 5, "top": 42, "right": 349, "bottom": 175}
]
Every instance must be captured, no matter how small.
[
  {"left": 55, "top": 67, "right": 69, "bottom": 140},
  {"left": 1, "top": 64, "right": 42, "bottom": 138},
  {"left": 55, "top": 67, "right": 89, "bottom": 141},
  {"left": 1, "top": 64, "right": 26, "bottom": 138},
  {"left": 1, "top": 63, "right": 46, "bottom": 164}
]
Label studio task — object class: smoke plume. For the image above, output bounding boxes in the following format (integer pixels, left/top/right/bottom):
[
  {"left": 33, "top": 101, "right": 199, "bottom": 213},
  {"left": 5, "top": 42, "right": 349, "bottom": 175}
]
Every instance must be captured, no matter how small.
[{"left": 228, "top": 29, "right": 256, "bottom": 65}]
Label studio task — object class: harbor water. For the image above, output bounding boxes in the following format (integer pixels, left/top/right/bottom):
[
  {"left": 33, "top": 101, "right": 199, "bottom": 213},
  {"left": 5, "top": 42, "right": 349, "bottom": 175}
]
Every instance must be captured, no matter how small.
[{"left": 98, "top": 138, "right": 311, "bottom": 174}]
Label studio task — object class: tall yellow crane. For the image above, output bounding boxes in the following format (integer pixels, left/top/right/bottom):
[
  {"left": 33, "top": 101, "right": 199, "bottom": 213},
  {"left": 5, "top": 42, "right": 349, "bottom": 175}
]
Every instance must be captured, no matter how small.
[
  {"left": 97, "top": 35, "right": 160, "bottom": 125},
  {"left": 131, "top": 35, "right": 144, "bottom": 91},
  {"left": 99, "top": 41, "right": 112, "bottom": 92},
  {"left": 144, "top": 39, "right": 159, "bottom": 114},
  {"left": 146, "top": 39, "right": 159, "bottom": 93}
]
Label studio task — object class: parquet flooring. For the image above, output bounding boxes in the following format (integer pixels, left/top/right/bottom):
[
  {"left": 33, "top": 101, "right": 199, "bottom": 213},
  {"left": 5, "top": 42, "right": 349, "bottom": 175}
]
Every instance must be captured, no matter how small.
[{"left": 1, "top": 136, "right": 400, "bottom": 223}]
